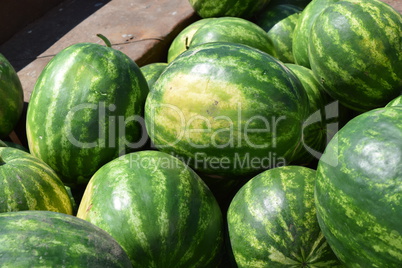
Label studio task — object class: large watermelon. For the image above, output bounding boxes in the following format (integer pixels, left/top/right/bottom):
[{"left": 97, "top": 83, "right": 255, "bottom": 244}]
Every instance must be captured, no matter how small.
[
  {"left": 77, "top": 150, "right": 224, "bottom": 267},
  {"left": 145, "top": 42, "right": 309, "bottom": 178},
  {"left": 167, "top": 18, "right": 215, "bottom": 63},
  {"left": 292, "top": 0, "right": 339, "bottom": 68},
  {"left": 315, "top": 106, "right": 402, "bottom": 266},
  {"left": 0, "top": 53, "right": 24, "bottom": 138},
  {"left": 188, "top": 0, "right": 271, "bottom": 19},
  {"left": 189, "top": 17, "right": 275, "bottom": 56},
  {"left": 0, "top": 147, "right": 73, "bottom": 214},
  {"left": 26, "top": 41, "right": 149, "bottom": 186},
  {"left": 309, "top": 0, "right": 402, "bottom": 111},
  {"left": 0, "top": 210, "right": 132, "bottom": 267},
  {"left": 227, "top": 165, "right": 341, "bottom": 267}
]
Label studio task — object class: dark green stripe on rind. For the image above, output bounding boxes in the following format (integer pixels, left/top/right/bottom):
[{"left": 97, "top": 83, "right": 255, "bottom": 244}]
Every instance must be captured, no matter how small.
[
  {"left": 190, "top": 17, "right": 276, "bottom": 57},
  {"left": 145, "top": 42, "right": 309, "bottom": 177},
  {"left": 315, "top": 107, "right": 402, "bottom": 266},
  {"left": 0, "top": 53, "right": 24, "bottom": 138},
  {"left": 0, "top": 210, "right": 132, "bottom": 267},
  {"left": 309, "top": 0, "right": 402, "bottom": 111},
  {"left": 77, "top": 150, "right": 223, "bottom": 267},
  {"left": 227, "top": 166, "right": 341, "bottom": 267},
  {"left": 26, "top": 43, "right": 149, "bottom": 185},
  {"left": 0, "top": 147, "right": 73, "bottom": 214},
  {"left": 188, "top": 0, "right": 270, "bottom": 19}
]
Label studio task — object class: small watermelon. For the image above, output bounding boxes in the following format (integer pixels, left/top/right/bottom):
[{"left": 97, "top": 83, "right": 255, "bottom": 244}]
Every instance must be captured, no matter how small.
[
  {"left": 0, "top": 53, "right": 24, "bottom": 138},
  {"left": 227, "top": 166, "right": 341, "bottom": 267},
  {"left": 315, "top": 106, "right": 402, "bottom": 266},
  {"left": 189, "top": 17, "right": 275, "bottom": 56},
  {"left": 292, "top": 0, "right": 340, "bottom": 68},
  {"left": 0, "top": 210, "right": 132, "bottom": 267},
  {"left": 0, "top": 147, "right": 73, "bottom": 214},
  {"left": 77, "top": 150, "right": 224, "bottom": 267},
  {"left": 167, "top": 18, "right": 215, "bottom": 63},
  {"left": 140, "top": 62, "right": 168, "bottom": 91},
  {"left": 267, "top": 12, "right": 301, "bottom": 63}
]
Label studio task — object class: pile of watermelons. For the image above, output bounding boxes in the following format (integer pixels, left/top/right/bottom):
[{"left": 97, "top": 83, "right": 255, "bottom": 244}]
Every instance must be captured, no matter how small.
[{"left": 0, "top": 0, "right": 401, "bottom": 266}]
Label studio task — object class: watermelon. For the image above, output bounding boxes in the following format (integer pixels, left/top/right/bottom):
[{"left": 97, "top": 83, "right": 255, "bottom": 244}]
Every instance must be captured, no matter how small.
[
  {"left": 387, "top": 95, "right": 402, "bottom": 107},
  {"left": 292, "top": 0, "right": 339, "bottom": 68},
  {"left": 0, "top": 210, "right": 132, "bottom": 267},
  {"left": 267, "top": 12, "right": 301, "bottom": 63},
  {"left": 145, "top": 42, "right": 309, "bottom": 178},
  {"left": 309, "top": 0, "right": 402, "bottom": 111},
  {"left": 315, "top": 106, "right": 402, "bottom": 266},
  {"left": 0, "top": 53, "right": 24, "bottom": 138},
  {"left": 167, "top": 18, "right": 215, "bottom": 63},
  {"left": 77, "top": 150, "right": 224, "bottom": 267},
  {"left": 26, "top": 40, "right": 149, "bottom": 186},
  {"left": 140, "top": 62, "right": 168, "bottom": 91},
  {"left": 285, "top": 63, "right": 333, "bottom": 165},
  {"left": 2, "top": 140, "right": 29, "bottom": 152},
  {"left": 188, "top": 0, "right": 271, "bottom": 19},
  {"left": 227, "top": 165, "right": 341, "bottom": 267},
  {"left": 189, "top": 17, "right": 276, "bottom": 56},
  {"left": 0, "top": 146, "right": 73, "bottom": 214},
  {"left": 254, "top": 4, "right": 302, "bottom": 32}
]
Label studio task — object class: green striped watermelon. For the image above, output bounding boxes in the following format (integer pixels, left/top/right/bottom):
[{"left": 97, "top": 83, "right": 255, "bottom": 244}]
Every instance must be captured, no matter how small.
[
  {"left": 0, "top": 147, "right": 73, "bottom": 214},
  {"left": 0, "top": 53, "right": 24, "bottom": 138},
  {"left": 26, "top": 41, "right": 149, "bottom": 186},
  {"left": 77, "top": 150, "right": 224, "bottom": 267},
  {"left": 167, "top": 18, "right": 215, "bottom": 63},
  {"left": 292, "top": 0, "right": 339, "bottom": 68},
  {"left": 189, "top": 17, "right": 276, "bottom": 56},
  {"left": 254, "top": 4, "right": 302, "bottom": 33},
  {"left": 188, "top": 0, "right": 271, "bottom": 19},
  {"left": 267, "top": 12, "right": 301, "bottom": 63},
  {"left": 140, "top": 62, "right": 168, "bottom": 91},
  {"left": 309, "top": 0, "right": 402, "bottom": 111},
  {"left": 285, "top": 63, "right": 331, "bottom": 165},
  {"left": 387, "top": 95, "right": 402, "bottom": 107},
  {"left": 145, "top": 42, "right": 309, "bottom": 178},
  {"left": 0, "top": 210, "right": 132, "bottom": 267},
  {"left": 315, "top": 106, "right": 402, "bottom": 266},
  {"left": 227, "top": 165, "right": 341, "bottom": 267}
]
